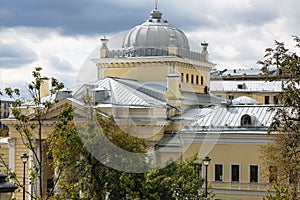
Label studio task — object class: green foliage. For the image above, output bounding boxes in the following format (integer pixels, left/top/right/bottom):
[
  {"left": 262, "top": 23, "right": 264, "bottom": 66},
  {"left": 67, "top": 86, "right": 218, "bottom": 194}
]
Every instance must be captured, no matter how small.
[
  {"left": 259, "top": 36, "right": 300, "bottom": 199},
  {"left": 1, "top": 67, "right": 64, "bottom": 199},
  {"left": 48, "top": 105, "right": 149, "bottom": 199},
  {"left": 49, "top": 104, "right": 209, "bottom": 199},
  {"left": 264, "top": 186, "right": 290, "bottom": 200},
  {"left": 140, "top": 156, "right": 209, "bottom": 200}
]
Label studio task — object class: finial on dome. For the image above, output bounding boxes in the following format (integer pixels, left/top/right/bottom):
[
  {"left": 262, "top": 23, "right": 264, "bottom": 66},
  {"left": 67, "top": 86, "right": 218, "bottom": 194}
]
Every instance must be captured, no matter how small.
[
  {"left": 100, "top": 36, "right": 109, "bottom": 50},
  {"left": 154, "top": 0, "right": 158, "bottom": 10}
]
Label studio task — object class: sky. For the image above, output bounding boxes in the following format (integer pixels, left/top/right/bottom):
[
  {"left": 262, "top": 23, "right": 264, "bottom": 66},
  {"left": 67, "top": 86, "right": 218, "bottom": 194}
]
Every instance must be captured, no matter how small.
[{"left": 0, "top": 0, "right": 299, "bottom": 95}]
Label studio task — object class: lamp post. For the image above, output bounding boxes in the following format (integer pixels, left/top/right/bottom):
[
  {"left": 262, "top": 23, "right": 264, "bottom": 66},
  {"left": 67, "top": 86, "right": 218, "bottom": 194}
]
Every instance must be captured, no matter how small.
[
  {"left": 21, "top": 153, "right": 29, "bottom": 200},
  {"left": 202, "top": 156, "right": 211, "bottom": 198}
]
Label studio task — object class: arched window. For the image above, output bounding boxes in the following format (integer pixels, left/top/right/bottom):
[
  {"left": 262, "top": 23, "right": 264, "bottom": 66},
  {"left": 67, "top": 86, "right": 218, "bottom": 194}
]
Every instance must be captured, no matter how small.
[{"left": 241, "top": 114, "right": 252, "bottom": 126}]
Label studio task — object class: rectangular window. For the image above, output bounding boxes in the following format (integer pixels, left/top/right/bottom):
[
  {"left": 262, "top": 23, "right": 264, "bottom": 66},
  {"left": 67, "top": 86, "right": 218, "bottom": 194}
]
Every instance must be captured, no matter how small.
[
  {"left": 250, "top": 165, "right": 258, "bottom": 183},
  {"left": 265, "top": 96, "right": 270, "bottom": 104},
  {"left": 194, "top": 163, "right": 202, "bottom": 178},
  {"left": 215, "top": 164, "right": 223, "bottom": 181},
  {"left": 269, "top": 166, "right": 277, "bottom": 183},
  {"left": 186, "top": 74, "right": 189, "bottom": 83},
  {"left": 47, "top": 179, "right": 54, "bottom": 194},
  {"left": 273, "top": 96, "right": 279, "bottom": 104},
  {"left": 181, "top": 73, "right": 184, "bottom": 82},
  {"left": 191, "top": 74, "right": 194, "bottom": 84},
  {"left": 231, "top": 165, "right": 240, "bottom": 182},
  {"left": 201, "top": 76, "right": 204, "bottom": 85},
  {"left": 196, "top": 75, "right": 199, "bottom": 85}
]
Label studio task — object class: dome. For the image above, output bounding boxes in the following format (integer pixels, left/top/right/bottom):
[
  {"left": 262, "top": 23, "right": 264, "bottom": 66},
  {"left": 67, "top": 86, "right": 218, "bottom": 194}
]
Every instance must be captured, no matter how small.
[
  {"left": 122, "top": 9, "right": 190, "bottom": 50},
  {"left": 231, "top": 96, "right": 260, "bottom": 105}
]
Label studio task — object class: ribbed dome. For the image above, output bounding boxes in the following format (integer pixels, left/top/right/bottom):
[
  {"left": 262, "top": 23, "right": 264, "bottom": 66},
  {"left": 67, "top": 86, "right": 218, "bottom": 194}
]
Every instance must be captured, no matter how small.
[
  {"left": 232, "top": 96, "right": 260, "bottom": 105},
  {"left": 122, "top": 9, "right": 190, "bottom": 50}
]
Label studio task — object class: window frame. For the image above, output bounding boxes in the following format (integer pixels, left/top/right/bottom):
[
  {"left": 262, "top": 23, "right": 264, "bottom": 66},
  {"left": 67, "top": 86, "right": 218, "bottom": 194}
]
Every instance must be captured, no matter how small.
[
  {"left": 186, "top": 74, "right": 189, "bottom": 83},
  {"left": 230, "top": 164, "right": 240, "bottom": 182},
  {"left": 249, "top": 164, "right": 259, "bottom": 183},
  {"left": 241, "top": 114, "right": 252, "bottom": 126},
  {"left": 214, "top": 163, "right": 224, "bottom": 182},
  {"left": 265, "top": 96, "right": 270, "bottom": 104},
  {"left": 269, "top": 166, "right": 278, "bottom": 183}
]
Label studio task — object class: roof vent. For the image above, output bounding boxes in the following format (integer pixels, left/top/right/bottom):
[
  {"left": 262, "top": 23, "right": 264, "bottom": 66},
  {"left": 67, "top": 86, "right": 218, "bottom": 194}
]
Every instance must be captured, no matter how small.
[{"left": 237, "top": 83, "right": 246, "bottom": 89}]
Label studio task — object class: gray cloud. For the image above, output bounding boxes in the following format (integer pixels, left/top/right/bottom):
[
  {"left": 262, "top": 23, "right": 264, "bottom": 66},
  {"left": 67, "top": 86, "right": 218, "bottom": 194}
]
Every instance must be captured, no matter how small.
[
  {"left": 0, "top": 0, "right": 299, "bottom": 90},
  {"left": 0, "top": 0, "right": 153, "bottom": 35},
  {"left": 0, "top": 41, "right": 37, "bottom": 68},
  {"left": 49, "top": 55, "right": 74, "bottom": 71},
  {"left": 0, "top": 0, "right": 298, "bottom": 38}
]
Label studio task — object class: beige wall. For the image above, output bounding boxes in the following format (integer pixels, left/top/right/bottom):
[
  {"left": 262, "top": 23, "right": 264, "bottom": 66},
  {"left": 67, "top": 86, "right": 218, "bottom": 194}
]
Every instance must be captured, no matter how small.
[
  {"left": 156, "top": 133, "right": 272, "bottom": 199},
  {"left": 212, "top": 91, "right": 280, "bottom": 105}
]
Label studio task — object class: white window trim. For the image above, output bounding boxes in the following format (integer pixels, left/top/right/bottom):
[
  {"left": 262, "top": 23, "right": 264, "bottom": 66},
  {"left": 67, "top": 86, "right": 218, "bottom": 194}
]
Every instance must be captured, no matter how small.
[
  {"left": 230, "top": 163, "right": 241, "bottom": 182},
  {"left": 214, "top": 163, "right": 224, "bottom": 182},
  {"left": 248, "top": 164, "right": 260, "bottom": 183}
]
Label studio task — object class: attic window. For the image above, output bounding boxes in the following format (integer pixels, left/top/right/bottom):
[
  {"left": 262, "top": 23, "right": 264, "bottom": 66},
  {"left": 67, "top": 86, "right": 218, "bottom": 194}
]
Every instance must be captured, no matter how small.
[{"left": 241, "top": 114, "right": 252, "bottom": 126}]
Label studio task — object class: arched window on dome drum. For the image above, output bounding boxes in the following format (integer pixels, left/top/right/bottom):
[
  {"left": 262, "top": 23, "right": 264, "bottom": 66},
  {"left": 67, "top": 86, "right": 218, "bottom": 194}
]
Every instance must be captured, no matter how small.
[{"left": 241, "top": 114, "right": 252, "bottom": 126}]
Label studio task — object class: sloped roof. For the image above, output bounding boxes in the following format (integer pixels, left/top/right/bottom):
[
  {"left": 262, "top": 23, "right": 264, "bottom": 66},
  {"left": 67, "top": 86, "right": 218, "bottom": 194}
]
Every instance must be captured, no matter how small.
[
  {"left": 210, "top": 80, "right": 282, "bottom": 92},
  {"left": 94, "top": 78, "right": 166, "bottom": 107},
  {"left": 183, "top": 105, "right": 276, "bottom": 131}
]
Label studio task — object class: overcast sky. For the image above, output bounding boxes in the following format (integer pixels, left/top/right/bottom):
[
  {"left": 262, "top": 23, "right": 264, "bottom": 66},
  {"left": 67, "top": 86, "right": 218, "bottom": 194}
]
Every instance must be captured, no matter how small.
[{"left": 0, "top": 0, "right": 299, "bottom": 95}]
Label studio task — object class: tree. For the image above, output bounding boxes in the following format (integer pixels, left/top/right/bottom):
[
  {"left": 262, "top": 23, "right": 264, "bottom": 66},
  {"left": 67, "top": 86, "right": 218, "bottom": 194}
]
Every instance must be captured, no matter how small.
[
  {"left": 1, "top": 67, "right": 64, "bottom": 199},
  {"left": 141, "top": 155, "right": 210, "bottom": 200},
  {"left": 48, "top": 104, "right": 210, "bottom": 199},
  {"left": 47, "top": 104, "right": 148, "bottom": 199},
  {"left": 258, "top": 36, "right": 300, "bottom": 200}
]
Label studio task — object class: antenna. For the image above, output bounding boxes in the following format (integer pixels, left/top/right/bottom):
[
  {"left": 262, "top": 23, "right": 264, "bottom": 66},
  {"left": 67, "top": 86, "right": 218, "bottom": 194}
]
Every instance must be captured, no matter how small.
[{"left": 154, "top": 0, "right": 158, "bottom": 10}]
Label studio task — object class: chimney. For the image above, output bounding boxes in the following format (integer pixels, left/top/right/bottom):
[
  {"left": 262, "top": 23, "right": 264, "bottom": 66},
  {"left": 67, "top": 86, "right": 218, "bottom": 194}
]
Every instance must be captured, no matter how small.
[
  {"left": 100, "top": 36, "right": 109, "bottom": 58},
  {"left": 201, "top": 41, "right": 209, "bottom": 61},
  {"left": 40, "top": 79, "right": 50, "bottom": 98},
  {"left": 165, "top": 74, "right": 181, "bottom": 106}
]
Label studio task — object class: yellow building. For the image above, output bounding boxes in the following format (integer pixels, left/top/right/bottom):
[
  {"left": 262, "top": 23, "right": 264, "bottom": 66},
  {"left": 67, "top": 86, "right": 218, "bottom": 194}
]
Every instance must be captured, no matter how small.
[
  {"left": 1, "top": 4, "right": 278, "bottom": 200},
  {"left": 210, "top": 68, "right": 283, "bottom": 105},
  {"left": 157, "top": 101, "right": 276, "bottom": 199},
  {"left": 210, "top": 80, "right": 282, "bottom": 105}
]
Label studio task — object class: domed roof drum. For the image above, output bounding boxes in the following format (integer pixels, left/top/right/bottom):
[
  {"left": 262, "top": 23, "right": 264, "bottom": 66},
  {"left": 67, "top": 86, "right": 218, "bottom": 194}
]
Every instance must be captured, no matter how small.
[{"left": 122, "top": 9, "right": 190, "bottom": 50}]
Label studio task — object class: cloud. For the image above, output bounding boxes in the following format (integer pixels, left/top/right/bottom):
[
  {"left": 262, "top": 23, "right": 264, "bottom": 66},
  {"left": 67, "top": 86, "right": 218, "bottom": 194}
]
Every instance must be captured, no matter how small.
[
  {"left": 0, "top": 0, "right": 153, "bottom": 35},
  {"left": 0, "top": 0, "right": 299, "bottom": 94},
  {"left": 49, "top": 55, "right": 73, "bottom": 71},
  {"left": 0, "top": 40, "right": 37, "bottom": 68}
]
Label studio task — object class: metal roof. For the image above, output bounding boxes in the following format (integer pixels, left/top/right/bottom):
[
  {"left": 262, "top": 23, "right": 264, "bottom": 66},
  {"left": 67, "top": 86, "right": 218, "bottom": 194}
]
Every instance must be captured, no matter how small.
[
  {"left": 95, "top": 78, "right": 166, "bottom": 106},
  {"left": 183, "top": 105, "right": 276, "bottom": 132},
  {"left": 210, "top": 80, "right": 283, "bottom": 92}
]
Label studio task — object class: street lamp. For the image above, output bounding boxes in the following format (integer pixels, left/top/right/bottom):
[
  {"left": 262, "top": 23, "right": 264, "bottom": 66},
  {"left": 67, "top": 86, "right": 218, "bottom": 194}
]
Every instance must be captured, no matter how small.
[
  {"left": 21, "top": 153, "right": 29, "bottom": 200},
  {"left": 202, "top": 156, "right": 211, "bottom": 198}
]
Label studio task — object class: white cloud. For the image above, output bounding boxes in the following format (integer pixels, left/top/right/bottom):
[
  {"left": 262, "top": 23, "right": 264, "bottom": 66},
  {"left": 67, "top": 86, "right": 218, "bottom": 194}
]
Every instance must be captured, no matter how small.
[
  {"left": 0, "top": 0, "right": 299, "bottom": 96},
  {"left": 0, "top": 27, "right": 100, "bottom": 92}
]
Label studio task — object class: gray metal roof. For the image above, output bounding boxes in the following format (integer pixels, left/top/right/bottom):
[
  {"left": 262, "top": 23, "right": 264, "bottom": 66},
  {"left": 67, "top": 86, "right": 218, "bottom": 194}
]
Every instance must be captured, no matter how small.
[
  {"left": 95, "top": 78, "right": 166, "bottom": 106},
  {"left": 210, "top": 80, "right": 282, "bottom": 93},
  {"left": 183, "top": 105, "right": 276, "bottom": 131}
]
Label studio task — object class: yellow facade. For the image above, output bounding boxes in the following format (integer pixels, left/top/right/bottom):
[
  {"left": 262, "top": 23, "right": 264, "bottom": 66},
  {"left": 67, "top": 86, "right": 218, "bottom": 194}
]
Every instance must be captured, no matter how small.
[
  {"left": 0, "top": 5, "right": 279, "bottom": 200},
  {"left": 2, "top": 121, "right": 55, "bottom": 199},
  {"left": 212, "top": 91, "right": 280, "bottom": 105},
  {"left": 156, "top": 134, "right": 274, "bottom": 199}
]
